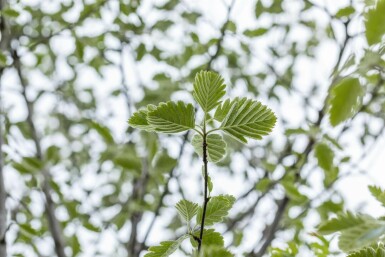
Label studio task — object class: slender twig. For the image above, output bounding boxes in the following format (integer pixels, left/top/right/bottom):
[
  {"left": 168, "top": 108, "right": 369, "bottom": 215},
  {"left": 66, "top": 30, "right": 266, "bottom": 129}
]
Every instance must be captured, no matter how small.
[
  {"left": 127, "top": 158, "right": 149, "bottom": 257},
  {"left": 139, "top": 131, "right": 190, "bottom": 249},
  {"left": 119, "top": 44, "right": 133, "bottom": 118},
  {"left": 198, "top": 120, "right": 209, "bottom": 252},
  {"left": 249, "top": 197, "right": 289, "bottom": 257},
  {"left": 0, "top": 66, "right": 7, "bottom": 257},
  {"left": 206, "top": 0, "right": 236, "bottom": 71},
  {"left": 26, "top": 0, "right": 107, "bottom": 52},
  {"left": 139, "top": 1, "right": 236, "bottom": 253},
  {"left": 246, "top": 11, "right": 354, "bottom": 256},
  {"left": 12, "top": 50, "right": 66, "bottom": 257},
  {"left": 0, "top": 0, "right": 8, "bottom": 254},
  {"left": 225, "top": 189, "right": 270, "bottom": 233}
]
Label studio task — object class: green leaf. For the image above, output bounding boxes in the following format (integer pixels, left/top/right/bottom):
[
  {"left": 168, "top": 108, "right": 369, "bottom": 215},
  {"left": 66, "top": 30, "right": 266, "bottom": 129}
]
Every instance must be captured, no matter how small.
[
  {"left": 369, "top": 185, "right": 385, "bottom": 207},
  {"left": 191, "top": 229, "right": 224, "bottom": 248},
  {"left": 315, "top": 143, "right": 334, "bottom": 171},
  {"left": 128, "top": 105, "right": 156, "bottom": 131},
  {"left": 328, "top": 78, "right": 363, "bottom": 127},
  {"left": 196, "top": 195, "right": 235, "bottom": 226},
  {"left": 83, "top": 221, "right": 101, "bottom": 232},
  {"left": 365, "top": 0, "right": 385, "bottom": 45},
  {"left": 0, "top": 52, "right": 7, "bottom": 67},
  {"left": 191, "top": 133, "right": 227, "bottom": 163},
  {"left": 339, "top": 220, "right": 385, "bottom": 252},
  {"left": 196, "top": 246, "right": 234, "bottom": 257},
  {"left": 147, "top": 101, "right": 195, "bottom": 133},
  {"left": 88, "top": 120, "right": 114, "bottom": 144},
  {"left": 152, "top": 151, "right": 177, "bottom": 173},
  {"left": 45, "top": 145, "right": 60, "bottom": 164},
  {"left": 315, "top": 142, "right": 338, "bottom": 186},
  {"left": 318, "top": 212, "right": 370, "bottom": 235},
  {"left": 214, "top": 98, "right": 237, "bottom": 122},
  {"left": 335, "top": 6, "right": 355, "bottom": 18},
  {"left": 318, "top": 212, "right": 385, "bottom": 252},
  {"left": 145, "top": 234, "right": 189, "bottom": 257},
  {"left": 281, "top": 181, "right": 307, "bottom": 203},
  {"left": 243, "top": 28, "right": 268, "bottom": 37},
  {"left": 136, "top": 43, "right": 146, "bottom": 61},
  {"left": 207, "top": 175, "right": 213, "bottom": 193},
  {"left": 175, "top": 200, "right": 198, "bottom": 223},
  {"left": 12, "top": 157, "right": 44, "bottom": 174},
  {"left": 2, "top": 7, "right": 20, "bottom": 18},
  {"left": 347, "top": 245, "right": 385, "bottom": 257},
  {"left": 19, "top": 223, "right": 41, "bottom": 236},
  {"left": 218, "top": 97, "right": 277, "bottom": 143},
  {"left": 193, "top": 71, "right": 226, "bottom": 113}
]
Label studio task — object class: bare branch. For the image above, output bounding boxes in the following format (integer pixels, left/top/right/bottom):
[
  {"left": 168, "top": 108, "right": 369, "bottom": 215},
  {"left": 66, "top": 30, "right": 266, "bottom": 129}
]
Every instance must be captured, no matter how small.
[
  {"left": 206, "top": 0, "right": 236, "bottom": 71},
  {"left": 12, "top": 50, "right": 67, "bottom": 257},
  {"left": 0, "top": 0, "right": 9, "bottom": 255}
]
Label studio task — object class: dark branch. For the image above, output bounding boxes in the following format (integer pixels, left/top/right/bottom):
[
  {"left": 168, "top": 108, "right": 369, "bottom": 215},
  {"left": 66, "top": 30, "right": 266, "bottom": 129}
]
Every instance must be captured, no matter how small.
[{"left": 12, "top": 50, "right": 67, "bottom": 257}]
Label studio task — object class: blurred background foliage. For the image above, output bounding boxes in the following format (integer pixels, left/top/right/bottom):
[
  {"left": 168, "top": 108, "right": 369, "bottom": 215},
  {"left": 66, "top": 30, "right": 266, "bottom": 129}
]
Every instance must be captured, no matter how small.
[{"left": 0, "top": 0, "right": 385, "bottom": 256}]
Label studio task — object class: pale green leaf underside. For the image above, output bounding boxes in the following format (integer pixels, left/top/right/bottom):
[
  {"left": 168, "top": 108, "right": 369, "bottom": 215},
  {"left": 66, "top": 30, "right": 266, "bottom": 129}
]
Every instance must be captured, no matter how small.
[
  {"left": 339, "top": 220, "right": 385, "bottom": 252},
  {"left": 214, "top": 98, "right": 237, "bottom": 122},
  {"left": 369, "top": 185, "right": 385, "bottom": 208},
  {"left": 193, "top": 70, "right": 226, "bottom": 112},
  {"left": 191, "top": 133, "right": 227, "bottom": 163},
  {"left": 329, "top": 78, "right": 363, "bottom": 127},
  {"left": 196, "top": 195, "right": 235, "bottom": 226},
  {"left": 318, "top": 212, "right": 370, "bottom": 235},
  {"left": 191, "top": 229, "right": 224, "bottom": 248},
  {"left": 318, "top": 212, "right": 385, "bottom": 253},
  {"left": 219, "top": 97, "right": 277, "bottom": 143},
  {"left": 175, "top": 199, "right": 198, "bottom": 223},
  {"left": 147, "top": 101, "right": 195, "bottom": 133},
  {"left": 144, "top": 234, "right": 189, "bottom": 257},
  {"left": 365, "top": 0, "right": 385, "bottom": 45},
  {"left": 200, "top": 246, "right": 234, "bottom": 257},
  {"left": 347, "top": 245, "right": 385, "bottom": 257}
]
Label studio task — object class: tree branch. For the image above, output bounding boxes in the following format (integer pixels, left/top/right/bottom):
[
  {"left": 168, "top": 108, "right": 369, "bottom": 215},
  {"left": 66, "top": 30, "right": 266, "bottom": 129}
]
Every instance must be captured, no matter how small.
[
  {"left": 12, "top": 50, "right": 66, "bottom": 257},
  {"left": 127, "top": 158, "right": 149, "bottom": 257},
  {"left": 206, "top": 0, "right": 236, "bottom": 70},
  {"left": 139, "top": 131, "right": 190, "bottom": 251},
  {"left": 198, "top": 123, "right": 209, "bottom": 252},
  {"left": 248, "top": 197, "right": 289, "bottom": 257},
  {"left": 0, "top": 65, "right": 7, "bottom": 257},
  {"left": 0, "top": 0, "right": 9, "bottom": 255}
]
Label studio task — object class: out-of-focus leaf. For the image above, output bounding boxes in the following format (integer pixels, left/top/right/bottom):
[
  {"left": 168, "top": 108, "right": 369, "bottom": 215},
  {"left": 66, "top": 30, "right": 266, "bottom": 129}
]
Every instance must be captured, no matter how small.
[
  {"left": 328, "top": 78, "right": 364, "bottom": 126},
  {"left": 243, "top": 28, "right": 268, "bottom": 37},
  {"left": 336, "top": 6, "right": 355, "bottom": 18},
  {"left": 369, "top": 185, "right": 385, "bottom": 207},
  {"left": 365, "top": 0, "right": 385, "bottom": 45}
]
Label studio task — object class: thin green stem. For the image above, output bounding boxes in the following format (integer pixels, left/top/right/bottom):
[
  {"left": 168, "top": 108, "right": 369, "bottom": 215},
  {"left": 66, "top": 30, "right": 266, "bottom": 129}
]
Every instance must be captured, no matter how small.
[
  {"left": 206, "top": 128, "right": 220, "bottom": 134},
  {"left": 193, "top": 128, "right": 204, "bottom": 137},
  {"left": 198, "top": 121, "right": 209, "bottom": 253}
]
